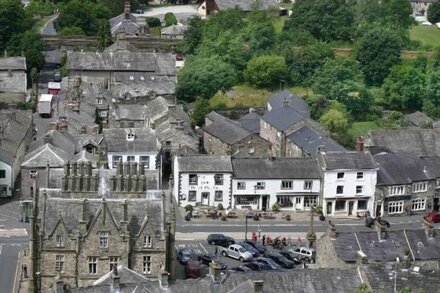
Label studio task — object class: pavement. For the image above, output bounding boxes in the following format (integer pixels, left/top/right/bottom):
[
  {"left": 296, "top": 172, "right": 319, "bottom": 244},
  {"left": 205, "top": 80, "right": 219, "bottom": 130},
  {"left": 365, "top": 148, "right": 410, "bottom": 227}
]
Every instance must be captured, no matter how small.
[
  {"left": 41, "top": 12, "right": 59, "bottom": 36},
  {"left": 136, "top": 5, "right": 200, "bottom": 22}
]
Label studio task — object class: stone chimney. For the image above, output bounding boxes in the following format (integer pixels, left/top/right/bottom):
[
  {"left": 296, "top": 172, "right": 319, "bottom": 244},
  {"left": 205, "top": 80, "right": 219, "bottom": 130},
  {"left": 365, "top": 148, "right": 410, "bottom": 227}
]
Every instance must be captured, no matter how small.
[
  {"left": 356, "top": 136, "right": 364, "bottom": 152},
  {"left": 124, "top": 0, "right": 131, "bottom": 19},
  {"left": 253, "top": 280, "right": 264, "bottom": 293},
  {"left": 110, "top": 265, "right": 120, "bottom": 291},
  {"left": 158, "top": 270, "right": 170, "bottom": 289},
  {"left": 374, "top": 218, "right": 387, "bottom": 240},
  {"left": 422, "top": 219, "right": 436, "bottom": 238}
]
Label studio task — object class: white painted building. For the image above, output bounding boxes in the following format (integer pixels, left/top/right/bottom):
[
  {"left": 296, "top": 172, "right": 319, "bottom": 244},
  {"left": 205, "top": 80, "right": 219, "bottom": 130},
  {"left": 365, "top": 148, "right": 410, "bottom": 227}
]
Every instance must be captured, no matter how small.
[
  {"left": 104, "top": 128, "right": 160, "bottom": 171},
  {"left": 173, "top": 155, "right": 233, "bottom": 208},
  {"left": 231, "top": 157, "right": 321, "bottom": 211},
  {"left": 318, "top": 151, "right": 378, "bottom": 217}
]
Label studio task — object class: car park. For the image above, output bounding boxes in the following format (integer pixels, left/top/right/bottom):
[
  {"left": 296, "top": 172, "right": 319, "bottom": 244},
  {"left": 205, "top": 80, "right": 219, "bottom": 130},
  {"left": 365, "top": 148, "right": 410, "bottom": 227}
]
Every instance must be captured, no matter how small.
[
  {"left": 265, "top": 253, "right": 295, "bottom": 269},
  {"left": 185, "top": 260, "right": 201, "bottom": 279},
  {"left": 177, "top": 249, "right": 197, "bottom": 265},
  {"left": 220, "top": 244, "right": 253, "bottom": 262},
  {"left": 238, "top": 242, "right": 259, "bottom": 257},
  {"left": 229, "top": 266, "right": 252, "bottom": 273},
  {"left": 244, "top": 240, "right": 267, "bottom": 254},
  {"left": 289, "top": 247, "right": 316, "bottom": 263},
  {"left": 279, "top": 250, "right": 302, "bottom": 264},
  {"left": 254, "top": 257, "right": 281, "bottom": 270},
  {"left": 207, "top": 234, "right": 235, "bottom": 247},
  {"left": 424, "top": 212, "right": 440, "bottom": 223},
  {"left": 197, "top": 254, "right": 228, "bottom": 270},
  {"left": 243, "top": 261, "right": 270, "bottom": 271}
]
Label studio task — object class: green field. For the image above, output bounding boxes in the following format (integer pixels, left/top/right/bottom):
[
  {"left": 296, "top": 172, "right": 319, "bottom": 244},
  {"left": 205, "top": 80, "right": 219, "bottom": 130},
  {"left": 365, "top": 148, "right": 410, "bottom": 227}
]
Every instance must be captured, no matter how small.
[
  {"left": 410, "top": 25, "right": 440, "bottom": 48},
  {"left": 209, "top": 85, "right": 271, "bottom": 108},
  {"left": 348, "top": 121, "right": 381, "bottom": 139}
]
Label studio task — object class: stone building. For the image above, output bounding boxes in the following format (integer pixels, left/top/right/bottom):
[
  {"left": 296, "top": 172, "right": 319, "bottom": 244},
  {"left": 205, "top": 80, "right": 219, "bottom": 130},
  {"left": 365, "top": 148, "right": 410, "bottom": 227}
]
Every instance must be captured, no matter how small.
[
  {"left": 0, "top": 56, "right": 27, "bottom": 103},
  {"left": 109, "top": 1, "right": 149, "bottom": 38}
]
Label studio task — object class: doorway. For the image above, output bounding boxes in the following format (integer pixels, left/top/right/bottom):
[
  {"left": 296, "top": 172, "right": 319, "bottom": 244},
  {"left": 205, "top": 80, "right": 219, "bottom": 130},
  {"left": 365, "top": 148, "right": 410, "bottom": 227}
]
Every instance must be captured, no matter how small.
[
  {"left": 376, "top": 204, "right": 382, "bottom": 217},
  {"left": 262, "top": 196, "right": 268, "bottom": 211},
  {"left": 201, "top": 192, "right": 209, "bottom": 205},
  {"left": 434, "top": 198, "right": 439, "bottom": 211},
  {"left": 326, "top": 202, "right": 333, "bottom": 215},
  {"left": 348, "top": 201, "right": 354, "bottom": 216}
]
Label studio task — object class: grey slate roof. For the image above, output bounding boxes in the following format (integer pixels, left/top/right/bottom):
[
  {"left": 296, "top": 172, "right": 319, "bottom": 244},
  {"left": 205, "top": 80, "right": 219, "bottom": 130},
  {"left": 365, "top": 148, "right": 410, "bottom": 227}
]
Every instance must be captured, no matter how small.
[
  {"left": 68, "top": 51, "right": 176, "bottom": 76},
  {"left": 365, "top": 129, "right": 440, "bottom": 157},
  {"left": 375, "top": 153, "right": 434, "bottom": 185},
  {"left": 72, "top": 150, "right": 98, "bottom": 166},
  {"left": 232, "top": 157, "right": 320, "bottom": 179},
  {"left": 214, "top": 0, "right": 278, "bottom": 11},
  {"left": 29, "top": 129, "right": 80, "bottom": 155},
  {"left": 0, "top": 57, "right": 26, "bottom": 70},
  {"left": 261, "top": 106, "right": 306, "bottom": 131},
  {"left": 320, "top": 151, "right": 377, "bottom": 170},
  {"left": 0, "top": 110, "right": 32, "bottom": 165},
  {"left": 204, "top": 111, "right": 253, "bottom": 144},
  {"left": 21, "top": 143, "right": 71, "bottom": 168},
  {"left": 404, "top": 229, "right": 440, "bottom": 260},
  {"left": 74, "top": 133, "right": 104, "bottom": 148},
  {"left": 420, "top": 156, "right": 440, "bottom": 178},
  {"left": 404, "top": 111, "right": 433, "bottom": 126},
  {"left": 161, "top": 24, "right": 188, "bottom": 36},
  {"left": 177, "top": 155, "right": 233, "bottom": 173},
  {"left": 113, "top": 103, "right": 147, "bottom": 121},
  {"left": 103, "top": 128, "right": 160, "bottom": 153},
  {"left": 238, "top": 111, "right": 261, "bottom": 133},
  {"left": 0, "top": 69, "right": 27, "bottom": 93},
  {"left": 287, "top": 126, "right": 345, "bottom": 157},
  {"left": 267, "top": 90, "right": 310, "bottom": 117},
  {"left": 109, "top": 13, "right": 142, "bottom": 36}
]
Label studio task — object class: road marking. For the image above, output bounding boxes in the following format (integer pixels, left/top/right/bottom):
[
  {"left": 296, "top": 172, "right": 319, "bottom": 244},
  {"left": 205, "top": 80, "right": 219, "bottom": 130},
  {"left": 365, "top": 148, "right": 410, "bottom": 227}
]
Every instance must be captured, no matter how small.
[
  {"left": 199, "top": 242, "right": 208, "bottom": 254},
  {"left": 0, "top": 245, "right": 2, "bottom": 255},
  {"left": 0, "top": 229, "right": 28, "bottom": 237}
]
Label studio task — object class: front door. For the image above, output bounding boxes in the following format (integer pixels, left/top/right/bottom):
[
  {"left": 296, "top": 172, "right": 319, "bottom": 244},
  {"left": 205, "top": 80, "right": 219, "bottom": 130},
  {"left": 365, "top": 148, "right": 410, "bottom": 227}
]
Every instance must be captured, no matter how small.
[
  {"left": 262, "top": 196, "right": 268, "bottom": 211},
  {"left": 295, "top": 197, "right": 302, "bottom": 210},
  {"left": 376, "top": 204, "right": 382, "bottom": 217},
  {"left": 348, "top": 201, "right": 354, "bottom": 216},
  {"left": 326, "top": 202, "right": 333, "bottom": 215},
  {"left": 201, "top": 192, "right": 209, "bottom": 205}
]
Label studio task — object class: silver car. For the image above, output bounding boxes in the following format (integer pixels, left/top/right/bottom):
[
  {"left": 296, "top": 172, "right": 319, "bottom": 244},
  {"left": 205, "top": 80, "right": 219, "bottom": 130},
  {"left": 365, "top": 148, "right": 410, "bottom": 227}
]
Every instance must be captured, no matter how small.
[{"left": 221, "top": 244, "right": 253, "bottom": 262}]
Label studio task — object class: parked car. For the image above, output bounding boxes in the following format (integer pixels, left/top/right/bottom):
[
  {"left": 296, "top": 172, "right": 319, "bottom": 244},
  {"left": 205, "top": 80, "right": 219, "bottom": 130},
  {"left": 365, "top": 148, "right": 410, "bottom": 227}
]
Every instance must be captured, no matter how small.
[
  {"left": 207, "top": 234, "right": 235, "bottom": 247},
  {"left": 177, "top": 249, "right": 197, "bottom": 265},
  {"left": 265, "top": 253, "right": 295, "bottom": 269},
  {"left": 197, "top": 254, "right": 228, "bottom": 270},
  {"left": 424, "top": 212, "right": 440, "bottom": 223},
  {"left": 229, "top": 266, "right": 252, "bottom": 273},
  {"left": 279, "top": 250, "right": 302, "bottom": 264},
  {"left": 54, "top": 70, "right": 61, "bottom": 82},
  {"left": 238, "top": 242, "right": 259, "bottom": 257},
  {"left": 220, "top": 244, "right": 253, "bottom": 262},
  {"left": 254, "top": 257, "right": 281, "bottom": 271},
  {"left": 243, "top": 261, "right": 270, "bottom": 271},
  {"left": 185, "top": 260, "right": 201, "bottom": 279},
  {"left": 244, "top": 240, "right": 267, "bottom": 254},
  {"left": 289, "top": 247, "right": 316, "bottom": 263}
]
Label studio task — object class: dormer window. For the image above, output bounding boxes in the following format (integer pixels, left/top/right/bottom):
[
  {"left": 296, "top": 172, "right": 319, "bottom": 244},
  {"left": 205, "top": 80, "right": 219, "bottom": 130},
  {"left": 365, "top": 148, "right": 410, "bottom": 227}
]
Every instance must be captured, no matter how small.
[
  {"left": 97, "top": 97, "right": 104, "bottom": 105},
  {"left": 56, "top": 234, "right": 65, "bottom": 247},
  {"left": 126, "top": 131, "right": 135, "bottom": 141},
  {"left": 143, "top": 235, "right": 152, "bottom": 248}
]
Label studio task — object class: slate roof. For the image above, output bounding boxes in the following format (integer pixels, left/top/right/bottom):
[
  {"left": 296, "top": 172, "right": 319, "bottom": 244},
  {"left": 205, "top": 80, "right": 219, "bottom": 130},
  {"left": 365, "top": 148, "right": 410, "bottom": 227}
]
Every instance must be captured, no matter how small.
[
  {"left": 29, "top": 129, "right": 80, "bottom": 155},
  {"left": 287, "top": 126, "right": 345, "bottom": 157},
  {"left": 21, "top": 143, "right": 71, "bottom": 168},
  {"left": 113, "top": 103, "right": 147, "bottom": 121},
  {"left": 232, "top": 157, "right": 320, "bottom": 179},
  {"left": 0, "top": 110, "right": 32, "bottom": 165},
  {"left": 103, "top": 128, "right": 160, "bottom": 153},
  {"left": 261, "top": 106, "right": 306, "bottom": 131},
  {"left": 177, "top": 155, "right": 233, "bottom": 173},
  {"left": 214, "top": 0, "right": 278, "bottom": 11},
  {"left": 238, "top": 111, "right": 261, "bottom": 133},
  {"left": 204, "top": 111, "right": 253, "bottom": 144},
  {"left": 161, "top": 24, "right": 188, "bottom": 36},
  {"left": 40, "top": 197, "right": 164, "bottom": 238},
  {"left": 112, "top": 81, "right": 176, "bottom": 97},
  {"left": 72, "top": 150, "right": 98, "bottom": 166},
  {"left": 0, "top": 57, "right": 26, "bottom": 70},
  {"left": 404, "top": 229, "right": 440, "bottom": 260},
  {"left": 0, "top": 70, "right": 27, "bottom": 93},
  {"left": 320, "top": 151, "right": 377, "bottom": 170},
  {"left": 365, "top": 129, "right": 440, "bottom": 157},
  {"left": 404, "top": 111, "right": 433, "bottom": 126},
  {"left": 67, "top": 51, "right": 176, "bottom": 76},
  {"left": 109, "top": 13, "right": 142, "bottom": 36},
  {"left": 267, "top": 90, "right": 310, "bottom": 117},
  {"left": 420, "top": 156, "right": 440, "bottom": 178},
  {"left": 374, "top": 153, "right": 434, "bottom": 185},
  {"left": 74, "top": 133, "right": 104, "bottom": 148}
]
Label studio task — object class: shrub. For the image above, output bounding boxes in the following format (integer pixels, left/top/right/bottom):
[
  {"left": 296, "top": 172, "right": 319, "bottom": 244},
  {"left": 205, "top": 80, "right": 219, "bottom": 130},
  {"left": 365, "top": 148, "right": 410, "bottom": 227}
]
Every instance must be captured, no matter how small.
[
  {"left": 164, "top": 12, "right": 177, "bottom": 27},
  {"left": 314, "top": 205, "right": 323, "bottom": 215},
  {"left": 184, "top": 204, "right": 193, "bottom": 212},
  {"left": 285, "top": 214, "right": 291, "bottom": 221},
  {"left": 217, "top": 203, "right": 224, "bottom": 210},
  {"left": 146, "top": 17, "right": 161, "bottom": 28},
  {"left": 272, "top": 203, "right": 280, "bottom": 212},
  {"left": 253, "top": 214, "right": 260, "bottom": 221}
]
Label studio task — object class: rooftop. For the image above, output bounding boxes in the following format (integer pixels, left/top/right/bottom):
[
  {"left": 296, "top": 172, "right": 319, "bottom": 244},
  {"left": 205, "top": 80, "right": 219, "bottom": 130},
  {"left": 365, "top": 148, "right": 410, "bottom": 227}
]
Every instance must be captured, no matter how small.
[
  {"left": 267, "top": 90, "right": 310, "bottom": 117},
  {"left": 213, "top": 0, "right": 278, "bottom": 11},
  {"left": 204, "top": 111, "right": 253, "bottom": 144},
  {"left": 0, "top": 110, "right": 32, "bottom": 165},
  {"left": 261, "top": 106, "right": 306, "bottom": 132},
  {"left": 176, "top": 155, "right": 233, "bottom": 173},
  {"left": 103, "top": 128, "right": 160, "bottom": 153},
  {"left": 0, "top": 57, "right": 26, "bottom": 70},
  {"left": 320, "top": 151, "right": 377, "bottom": 170}
]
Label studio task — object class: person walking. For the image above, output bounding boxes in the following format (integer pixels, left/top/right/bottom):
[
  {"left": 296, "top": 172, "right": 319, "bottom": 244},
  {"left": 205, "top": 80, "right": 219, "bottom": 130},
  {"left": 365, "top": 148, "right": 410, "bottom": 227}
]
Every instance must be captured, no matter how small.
[{"left": 262, "top": 234, "right": 266, "bottom": 246}]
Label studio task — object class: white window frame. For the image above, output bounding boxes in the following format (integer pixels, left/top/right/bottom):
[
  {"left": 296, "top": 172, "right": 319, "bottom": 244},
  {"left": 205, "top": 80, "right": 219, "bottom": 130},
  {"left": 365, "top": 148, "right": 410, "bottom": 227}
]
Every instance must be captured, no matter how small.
[
  {"left": 411, "top": 199, "right": 426, "bottom": 211},
  {"left": 109, "top": 256, "right": 119, "bottom": 271},
  {"left": 388, "top": 201, "right": 404, "bottom": 214},
  {"left": 30, "top": 170, "right": 38, "bottom": 179},
  {"left": 281, "top": 180, "right": 293, "bottom": 190},
  {"left": 55, "top": 255, "right": 65, "bottom": 271},
  {"left": 336, "top": 186, "right": 344, "bottom": 194},
  {"left": 214, "top": 174, "right": 224, "bottom": 185},
  {"left": 55, "top": 234, "right": 65, "bottom": 247},
  {"left": 389, "top": 186, "right": 404, "bottom": 195},
  {"left": 144, "top": 235, "right": 152, "bottom": 248},
  {"left": 214, "top": 190, "right": 223, "bottom": 201},
  {"left": 188, "top": 191, "right": 196, "bottom": 202},
  {"left": 356, "top": 186, "right": 363, "bottom": 194},
  {"left": 99, "top": 232, "right": 109, "bottom": 248},
  {"left": 357, "top": 200, "right": 368, "bottom": 210},
  {"left": 412, "top": 182, "right": 427, "bottom": 193},
  {"left": 255, "top": 182, "right": 265, "bottom": 190},
  {"left": 143, "top": 256, "right": 151, "bottom": 274},
  {"left": 337, "top": 172, "right": 344, "bottom": 179},
  {"left": 140, "top": 156, "right": 150, "bottom": 169},
  {"left": 237, "top": 182, "right": 246, "bottom": 190},
  {"left": 88, "top": 257, "right": 98, "bottom": 274},
  {"left": 304, "top": 196, "right": 318, "bottom": 208},
  {"left": 357, "top": 172, "right": 364, "bottom": 179},
  {"left": 188, "top": 174, "right": 198, "bottom": 185},
  {"left": 112, "top": 156, "right": 122, "bottom": 168},
  {"left": 304, "top": 181, "right": 313, "bottom": 190}
]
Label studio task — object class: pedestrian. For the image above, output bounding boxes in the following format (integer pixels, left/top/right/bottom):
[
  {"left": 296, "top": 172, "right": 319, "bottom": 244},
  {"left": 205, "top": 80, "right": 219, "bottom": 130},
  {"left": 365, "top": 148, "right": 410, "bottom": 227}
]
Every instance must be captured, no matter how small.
[
  {"left": 215, "top": 246, "right": 218, "bottom": 256},
  {"left": 262, "top": 234, "right": 266, "bottom": 246}
]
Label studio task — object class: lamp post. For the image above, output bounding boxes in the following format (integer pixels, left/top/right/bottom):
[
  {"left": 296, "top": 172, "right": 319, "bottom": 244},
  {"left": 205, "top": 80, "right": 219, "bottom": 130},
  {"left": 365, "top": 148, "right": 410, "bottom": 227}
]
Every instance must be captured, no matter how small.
[
  {"left": 306, "top": 205, "right": 317, "bottom": 248},
  {"left": 245, "top": 210, "right": 252, "bottom": 241},
  {"left": 257, "top": 224, "right": 262, "bottom": 239},
  {"left": 394, "top": 257, "right": 400, "bottom": 293}
]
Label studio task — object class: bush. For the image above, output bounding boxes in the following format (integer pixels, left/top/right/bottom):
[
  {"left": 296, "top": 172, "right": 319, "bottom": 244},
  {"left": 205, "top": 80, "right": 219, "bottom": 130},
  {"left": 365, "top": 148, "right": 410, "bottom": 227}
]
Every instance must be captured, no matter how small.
[
  {"left": 146, "top": 17, "right": 161, "bottom": 28},
  {"left": 244, "top": 54, "right": 287, "bottom": 88},
  {"left": 217, "top": 203, "right": 224, "bottom": 210},
  {"left": 221, "top": 215, "right": 227, "bottom": 221},
  {"left": 184, "top": 204, "right": 193, "bottom": 212},
  {"left": 253, "top": 214, "right": 260, "bottom": 221},
  {"left": 314, "top": 205, "right": 323, "bottom": 215},
  {"left": 164, "top": 12, "right": 177, "bottom": 27},
  {"left": 272, "top": 203, "right": 280, "bottom": 212},
  {"left": 285, "top": 214, "right": 291, "bottom": 221},
  {"left": 319, "top": 214, "right": 326, "bottom": 221}
]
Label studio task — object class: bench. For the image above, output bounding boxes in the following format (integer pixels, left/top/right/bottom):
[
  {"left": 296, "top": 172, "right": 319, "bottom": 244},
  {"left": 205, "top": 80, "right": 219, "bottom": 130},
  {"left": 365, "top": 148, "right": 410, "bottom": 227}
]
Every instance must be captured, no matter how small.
[{"left": 226, "top": 211, "right": 237, "bottom": 218}]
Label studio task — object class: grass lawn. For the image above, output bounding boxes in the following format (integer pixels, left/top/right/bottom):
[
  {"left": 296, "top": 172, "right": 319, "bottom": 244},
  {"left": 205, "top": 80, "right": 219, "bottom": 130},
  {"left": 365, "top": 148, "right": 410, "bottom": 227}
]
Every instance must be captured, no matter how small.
[
  {"left": 348, "top": 121, "right": 381, "bottom": 139},
  {"left": 410, "top": 25, "right": 440, "bottom": 48},
  {"left": 209, "top": 85, "right": 271, "bottom": 108},
  {"left": 273, "top": 16, "right": 288, "bottom": 35}
]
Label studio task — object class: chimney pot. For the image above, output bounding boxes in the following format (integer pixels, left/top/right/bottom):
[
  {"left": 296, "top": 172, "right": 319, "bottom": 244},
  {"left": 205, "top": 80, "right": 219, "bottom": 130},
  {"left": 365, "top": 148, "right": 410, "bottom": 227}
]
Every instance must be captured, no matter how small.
[
  {"left": 254, "top": 280, "right": 264, "bottom": 293},
  {"left": 356, "top": 136, "right": 365, "bottom": 152}
]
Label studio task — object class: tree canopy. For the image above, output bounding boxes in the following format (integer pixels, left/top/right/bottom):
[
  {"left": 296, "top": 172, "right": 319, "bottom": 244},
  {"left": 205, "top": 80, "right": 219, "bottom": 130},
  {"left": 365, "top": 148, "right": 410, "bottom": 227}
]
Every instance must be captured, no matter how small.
[
  {"left": 244, "top": 55, "right": 287, "bottom": 88},
  {"left": 428, "top": 2, "right": 440, "bottom": 24}
]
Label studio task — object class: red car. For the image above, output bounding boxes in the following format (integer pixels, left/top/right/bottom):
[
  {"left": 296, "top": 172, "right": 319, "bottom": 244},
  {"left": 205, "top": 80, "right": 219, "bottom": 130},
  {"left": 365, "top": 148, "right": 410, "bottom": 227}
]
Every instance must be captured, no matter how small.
[
  {"left": 424, "top": 212, "right": 440, "bottom": 223},
  {"left": 185, "top": 260, "right": 201, "bottom": 279}
]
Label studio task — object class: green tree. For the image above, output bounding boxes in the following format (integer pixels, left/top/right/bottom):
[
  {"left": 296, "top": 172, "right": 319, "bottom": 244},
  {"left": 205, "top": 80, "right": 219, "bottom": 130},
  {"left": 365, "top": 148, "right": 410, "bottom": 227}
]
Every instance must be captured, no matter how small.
[
  {"left": 245, "top": 11, "right": 275, "bottom": 56},
  {"left": 283, "top": 0, "right": 355, "bottom": 42},
  {"left": 319, "top": 108, "right": 349, "bottom": 135},
  {"left": 6, "top": 31, "right": 44, "bottom": 73},
  {"left": 382, "top": 0, "right": 414, "bottom": 29},
  {"left": 428, "top": 2, "right": 440, "bottom": 24},
  {"left": 382, "top": 63, "right": 426, "bottom": 111},
  {"left": 164, "top": 12, "right": 177, "bottom": 27},
  {"left": 58, "top": 26, "right": 85, "bottom": 36},
  {"left": 146, "top": 17, "right": 161, "bottom": 28},
  {"left": 0, "top": 0, "right": 27, "bottom": 50},
  {"left": 97, "top": 20, "right": 112, "bottom": 51},
  {"left": 355, "top": 284, "right": 373, "bottom": 293},
  {"left": 356, "top": 28, "right": 402, "bottom": 85},
  {"left": 180, "top": 16, "right": 203, "bottom": 55},
  {"left": 423, "top": 69, "right": 440, "bottom": 119},
  {"left": 355, "top": 0, "right": 413, "bottom": 29},
  {"left": 244, "top": 55, "right": 287, "bottom": 88},
  {"left": 190, "top": 97, "right": 210, "bottom": 127},
  {"left": 176, "top": 56, "right": 238, "bottom": 102}
]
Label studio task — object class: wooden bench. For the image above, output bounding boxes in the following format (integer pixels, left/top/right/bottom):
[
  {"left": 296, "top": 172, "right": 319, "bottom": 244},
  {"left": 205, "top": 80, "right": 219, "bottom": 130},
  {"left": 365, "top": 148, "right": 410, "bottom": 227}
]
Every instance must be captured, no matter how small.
[{"left": 226, "top": 211, "right": 237, "bottom": 218}]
